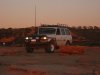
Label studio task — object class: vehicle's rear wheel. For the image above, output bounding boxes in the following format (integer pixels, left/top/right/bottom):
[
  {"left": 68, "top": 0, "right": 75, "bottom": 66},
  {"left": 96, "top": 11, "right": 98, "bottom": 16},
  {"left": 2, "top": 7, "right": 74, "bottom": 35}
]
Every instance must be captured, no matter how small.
[
  {"left": 45, "top": 43, "right": 55, "bottom": 53},
  {"left": 25, "top": 46, "right": 34, "bottom": 53}
]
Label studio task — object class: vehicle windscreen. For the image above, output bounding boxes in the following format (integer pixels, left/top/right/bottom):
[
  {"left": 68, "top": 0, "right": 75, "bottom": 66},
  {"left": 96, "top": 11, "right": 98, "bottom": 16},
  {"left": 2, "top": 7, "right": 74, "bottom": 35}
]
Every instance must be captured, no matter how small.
[{"left": 39, "top": 28, "right": 56, "bottom": 35}]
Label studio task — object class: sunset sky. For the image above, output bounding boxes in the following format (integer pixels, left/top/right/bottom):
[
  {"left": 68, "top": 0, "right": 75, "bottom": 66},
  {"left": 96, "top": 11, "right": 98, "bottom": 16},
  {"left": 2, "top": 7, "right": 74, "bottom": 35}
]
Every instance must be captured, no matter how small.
[{"left": 0, "top": 0, "right": 100, "bottom": 28}]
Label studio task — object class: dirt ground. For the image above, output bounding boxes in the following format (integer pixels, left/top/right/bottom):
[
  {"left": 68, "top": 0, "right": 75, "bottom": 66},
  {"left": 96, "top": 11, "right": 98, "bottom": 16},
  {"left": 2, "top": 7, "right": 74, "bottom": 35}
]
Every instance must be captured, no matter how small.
[{"left": 0, "top": 46, "right": 100, "bottom": 75}]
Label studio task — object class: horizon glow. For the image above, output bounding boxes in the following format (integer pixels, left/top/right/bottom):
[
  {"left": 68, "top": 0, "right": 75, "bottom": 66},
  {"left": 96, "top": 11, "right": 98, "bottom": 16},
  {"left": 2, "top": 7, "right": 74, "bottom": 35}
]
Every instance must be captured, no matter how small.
[{"left": 0, "top": 0, "right": 100, "bottom": 28}]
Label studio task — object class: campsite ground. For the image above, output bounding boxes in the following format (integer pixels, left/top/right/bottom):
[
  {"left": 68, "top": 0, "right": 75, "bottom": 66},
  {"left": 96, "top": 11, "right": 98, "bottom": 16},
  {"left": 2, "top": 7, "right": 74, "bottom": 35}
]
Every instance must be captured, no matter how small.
[{"left": 0, "top": 46, "right": 100, "bottom": 75}]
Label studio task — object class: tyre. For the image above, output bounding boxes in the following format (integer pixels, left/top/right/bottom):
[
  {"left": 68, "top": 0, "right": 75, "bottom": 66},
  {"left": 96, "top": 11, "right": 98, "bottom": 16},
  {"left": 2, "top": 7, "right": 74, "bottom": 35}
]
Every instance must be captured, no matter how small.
[
  {"left": 25, "top": 46, "right": 34, "bottom": 53},
  {"left": 45, "top": 43, "right": 55, "bottom": 53},
  {"left": 66, "top": 41, "right": 71, "bottom": 46}
]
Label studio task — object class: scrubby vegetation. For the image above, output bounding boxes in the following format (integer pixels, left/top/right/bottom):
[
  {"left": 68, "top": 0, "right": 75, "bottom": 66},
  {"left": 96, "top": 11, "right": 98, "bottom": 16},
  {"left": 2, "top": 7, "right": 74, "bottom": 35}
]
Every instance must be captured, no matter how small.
[
  {"left": 0, "top": 26, "right": 100, "bottom": 46},
  {"left": 68, "top": 26, "right": 100, "bottom": 46}
]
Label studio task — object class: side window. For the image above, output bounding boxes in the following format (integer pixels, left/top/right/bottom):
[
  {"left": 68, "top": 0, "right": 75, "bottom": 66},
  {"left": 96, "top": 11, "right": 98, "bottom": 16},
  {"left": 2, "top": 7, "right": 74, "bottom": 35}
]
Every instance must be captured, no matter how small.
[
  {"left": 56, "top": 28, "right": 60, "bottom": 35},
  {"left": 65, "top": 29, "right": 70, "bottom": 35},
  {"left": 61, "top": 28, "right": 66, "bottom": 35}
]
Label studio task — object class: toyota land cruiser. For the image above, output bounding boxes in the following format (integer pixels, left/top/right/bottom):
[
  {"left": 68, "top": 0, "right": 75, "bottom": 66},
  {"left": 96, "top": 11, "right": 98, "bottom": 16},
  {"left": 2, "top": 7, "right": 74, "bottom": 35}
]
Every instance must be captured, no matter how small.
[{"left": 25, "top": 24, "right": 72, "bottom": 53}]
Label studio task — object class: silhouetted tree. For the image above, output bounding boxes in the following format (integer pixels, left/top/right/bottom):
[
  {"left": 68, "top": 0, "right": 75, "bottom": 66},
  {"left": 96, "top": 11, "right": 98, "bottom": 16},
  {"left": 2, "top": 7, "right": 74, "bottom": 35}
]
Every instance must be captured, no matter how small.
[
  {"left": 83, "top": 26, "right": 88, "bottom": 29},
  {"left": 94, "top": 26, "right": 100, "bottom": 29},
  {"left": 77, "top": 26, "right": 82, "bottom": 30},
  {"left": 88, "top": 26, "right": 94, "bottom": 29}
]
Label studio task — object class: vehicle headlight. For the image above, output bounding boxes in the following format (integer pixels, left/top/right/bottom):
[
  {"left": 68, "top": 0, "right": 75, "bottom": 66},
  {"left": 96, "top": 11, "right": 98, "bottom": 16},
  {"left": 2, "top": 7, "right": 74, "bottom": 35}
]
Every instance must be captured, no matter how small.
[
  {"left": 41, "top": 37, "right": 47, "bottom": 40},
  {"left": 25, "top": 37, "right": 32, "bottom": 40},
  {"left": 25, "top": 37, "right": 29, "bottom": 40},
  {"left": 43, "top": 37, "right": 47, "bottom": 39}
]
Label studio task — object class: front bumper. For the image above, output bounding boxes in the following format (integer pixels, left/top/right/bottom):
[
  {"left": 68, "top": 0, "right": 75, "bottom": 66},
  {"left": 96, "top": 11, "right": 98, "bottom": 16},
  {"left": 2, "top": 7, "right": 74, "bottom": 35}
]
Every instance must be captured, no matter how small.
[{"left": 25, "top": 39, "right": 50, "bottom": 48}]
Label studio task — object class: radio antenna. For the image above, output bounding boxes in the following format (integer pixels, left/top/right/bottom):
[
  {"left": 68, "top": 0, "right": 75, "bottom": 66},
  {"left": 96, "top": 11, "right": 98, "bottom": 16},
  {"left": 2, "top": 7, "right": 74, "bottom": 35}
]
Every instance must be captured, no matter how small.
[{"left": 34, "top": 0, "right": 36, "bottom": 28}]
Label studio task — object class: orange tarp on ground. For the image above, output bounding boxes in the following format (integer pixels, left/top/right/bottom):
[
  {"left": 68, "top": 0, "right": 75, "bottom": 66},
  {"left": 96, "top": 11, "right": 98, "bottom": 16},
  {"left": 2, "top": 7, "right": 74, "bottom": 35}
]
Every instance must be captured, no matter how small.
[
  {"left": 60, "top": 46, "right": 86, "bottom": 54},
  {"left": 0, "top": 37, "right": 15, "bottom": 43}
]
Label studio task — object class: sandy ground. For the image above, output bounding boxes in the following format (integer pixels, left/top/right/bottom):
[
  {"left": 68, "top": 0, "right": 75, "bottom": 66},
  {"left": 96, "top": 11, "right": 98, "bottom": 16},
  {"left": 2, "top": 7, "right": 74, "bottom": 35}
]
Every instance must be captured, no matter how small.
[{"left": 0, "top": 46, "right": 100, "bottom": 75}]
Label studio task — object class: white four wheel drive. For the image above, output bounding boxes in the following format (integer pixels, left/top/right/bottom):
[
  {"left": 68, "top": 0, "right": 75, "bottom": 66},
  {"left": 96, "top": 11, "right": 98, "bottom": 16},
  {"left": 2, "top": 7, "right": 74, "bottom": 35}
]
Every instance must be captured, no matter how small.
[{"left": 25, "top": 25, "right": 72, "bottom": 53}]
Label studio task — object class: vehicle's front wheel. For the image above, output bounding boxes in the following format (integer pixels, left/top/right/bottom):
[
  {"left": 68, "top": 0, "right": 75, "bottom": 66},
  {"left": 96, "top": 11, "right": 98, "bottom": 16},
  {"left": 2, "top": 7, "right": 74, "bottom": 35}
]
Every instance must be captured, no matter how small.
[
  {"left": 45, "top": 43, "right": 55, "bottom": 53},
  {"left": 66, "top": 41, "right": 71, "bottom": 46},
  {"left": 25, "top": 46, "right": 34, "bottom": 53}
]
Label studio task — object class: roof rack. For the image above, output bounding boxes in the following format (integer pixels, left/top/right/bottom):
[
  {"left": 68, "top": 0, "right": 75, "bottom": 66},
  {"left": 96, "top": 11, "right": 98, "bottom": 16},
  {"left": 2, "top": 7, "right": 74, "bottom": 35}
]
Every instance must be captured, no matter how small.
[{"left": 40, "top": 24, "right": 67, "bottom": 28}]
